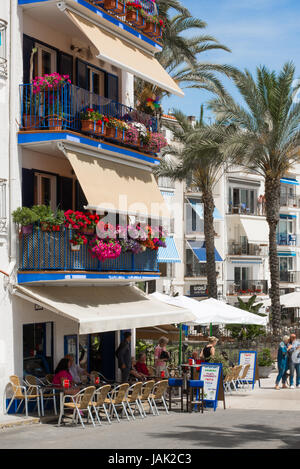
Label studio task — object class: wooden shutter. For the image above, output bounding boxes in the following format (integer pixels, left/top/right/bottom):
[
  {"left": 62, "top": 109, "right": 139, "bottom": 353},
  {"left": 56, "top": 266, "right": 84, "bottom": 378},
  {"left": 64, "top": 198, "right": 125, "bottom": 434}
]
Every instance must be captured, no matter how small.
[
  {"left": 22, "top": 168, "right": 35, "bottom": 208},
  {"left": 58, "top": 52, "right": 73, "bottom": 83},
  {"left": 23, "top": 35, "right": 35, "bottom": 84},
  {"left": 106, "top": 73, "right": 119, "bottom": 101}
]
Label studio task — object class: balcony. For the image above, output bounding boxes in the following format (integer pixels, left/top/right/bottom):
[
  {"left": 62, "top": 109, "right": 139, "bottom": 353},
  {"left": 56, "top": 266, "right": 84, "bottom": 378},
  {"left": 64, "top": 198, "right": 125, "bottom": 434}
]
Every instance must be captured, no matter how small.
[
  {"left": 228, "top": 242, "right": 268, "bottom": 256},
  {"left": 279, "top": 271, "right": 300, "bottom": 283},
  {"left": 18, "top": 226, "right": 160, "bottom": 284},
  {"left": 227, "top": 280, "right": 268, "bottom": 296},
  {"left": 277, "top": 233, "right": 298, "bottom": 246},
  {"left": 19, "top": 83, "right": 162, "bottom": 163},
  {"left": 280, "top": 194, "right": 298, "bottom": 208},
  {"left": 227, "top": 205, "right": 264, "bottom": 216}
]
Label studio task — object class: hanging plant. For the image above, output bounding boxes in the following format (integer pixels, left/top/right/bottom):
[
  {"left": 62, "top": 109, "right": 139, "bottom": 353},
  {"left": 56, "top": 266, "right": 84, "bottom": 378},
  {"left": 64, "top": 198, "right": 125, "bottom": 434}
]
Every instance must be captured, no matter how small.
[{"left": 89, "top": 237, "right": 122, "bottom": 262}]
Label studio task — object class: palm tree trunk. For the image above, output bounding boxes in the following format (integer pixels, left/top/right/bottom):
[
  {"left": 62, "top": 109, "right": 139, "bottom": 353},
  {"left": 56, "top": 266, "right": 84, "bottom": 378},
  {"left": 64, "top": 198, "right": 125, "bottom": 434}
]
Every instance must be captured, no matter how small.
[
  {"left": 265, "top": 176, "right": 281, "bottom": 336},
  {"left": 202, "top": 189, "right": 218, "bottom": 299}
]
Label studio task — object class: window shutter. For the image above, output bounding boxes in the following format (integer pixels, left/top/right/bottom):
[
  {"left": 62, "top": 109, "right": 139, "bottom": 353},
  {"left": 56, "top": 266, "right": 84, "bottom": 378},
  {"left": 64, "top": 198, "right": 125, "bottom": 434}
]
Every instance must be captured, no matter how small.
[
  {"left": 106, "top": 73, "right": 119, "bottom": 101},
  {"left": 22, "top": 168, "right": 35, "bottom": 207},
  {"left": 57, "top": 176, "right": 73, "bottom": 212},
  {"left": 75, "top": 180, "right": 88, "bottom": 211},
  {"left": 58, "top": 52, "right": 73, "bottom": 83},
  {"left": 76, "top": 59, "right": 89, "bottom": 90},
  {"left": 23, "top": 35, "right": 35, "bottom": 84}
]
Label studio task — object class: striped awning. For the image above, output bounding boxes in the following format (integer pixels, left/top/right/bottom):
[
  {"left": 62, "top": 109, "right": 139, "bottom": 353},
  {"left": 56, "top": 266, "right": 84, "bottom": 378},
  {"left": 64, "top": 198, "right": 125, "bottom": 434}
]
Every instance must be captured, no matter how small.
[
  {"left": 158, "top": 237, "right": 181, "bottom": 263},
  {"left": 188, "top": 241, "right": 223, "bottom": 263},
  {"left": 278, "top": 252, "right": 296, "bottom": 257},
  {"left": 280, "top": 178, "right": 299, "bottom": 186},
  {"left": 187, "top": 198, "right": 223, "bottom": 220}
]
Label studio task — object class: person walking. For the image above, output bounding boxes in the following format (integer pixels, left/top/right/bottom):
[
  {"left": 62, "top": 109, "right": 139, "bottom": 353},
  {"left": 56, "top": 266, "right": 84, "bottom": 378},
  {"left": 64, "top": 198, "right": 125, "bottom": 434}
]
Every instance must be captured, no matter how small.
[
  {"left": 116, "top": 332, "right": 132, "bottom": 383},
  {"left": 287, "top": 333, "right": 300, "bottom": 388},
  {"left": 275, "top": 336, "right": 290, "bottom": 390},
  {"left": 154, "top": 336, "right": 169, "bottom": 378}
]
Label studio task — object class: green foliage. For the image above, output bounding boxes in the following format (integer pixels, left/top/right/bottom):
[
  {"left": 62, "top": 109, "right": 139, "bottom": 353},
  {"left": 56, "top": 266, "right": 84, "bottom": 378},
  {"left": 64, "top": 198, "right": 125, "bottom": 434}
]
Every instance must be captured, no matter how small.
[
  {"left": 258, "top": 348, "right": 274, "bottom": 367},
  {"left": 31, "top": 205, "right": 65, "bottom": 226},
  {"left": 12, "top": 207, "right": 38, "bottom": 226},
  {"left": 209, "top": 351, "right": 230, "bottom": 377},
  {"left": 225, "top": 295, "right": 267, "bottom": 341}
]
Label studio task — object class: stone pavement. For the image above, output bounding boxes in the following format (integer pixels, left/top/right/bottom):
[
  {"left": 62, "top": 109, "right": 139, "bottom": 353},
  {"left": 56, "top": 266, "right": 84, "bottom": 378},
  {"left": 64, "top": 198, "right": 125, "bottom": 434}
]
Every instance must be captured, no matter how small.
[
  {"left": 225, "top": 372, "right": 300, "bottom": 411},
  {"left": 0, "top": 414, "right": 40, "bottom": 429}
]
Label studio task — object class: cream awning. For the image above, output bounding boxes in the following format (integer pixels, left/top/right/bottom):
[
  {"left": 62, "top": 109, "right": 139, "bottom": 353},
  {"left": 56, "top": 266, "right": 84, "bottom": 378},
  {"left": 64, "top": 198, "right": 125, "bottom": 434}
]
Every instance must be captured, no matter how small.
[
  {"left": 13, "top": 285, "right": 195, "bottom": 335},
  {"left": 66, "top": 149, "right": 170, "bottom": 218},
  {"left": 240, "top": 218, "right": 269, "bottom": 244},
  {"left": 66, "top": 10, "right": 184, "bottom": 97}
]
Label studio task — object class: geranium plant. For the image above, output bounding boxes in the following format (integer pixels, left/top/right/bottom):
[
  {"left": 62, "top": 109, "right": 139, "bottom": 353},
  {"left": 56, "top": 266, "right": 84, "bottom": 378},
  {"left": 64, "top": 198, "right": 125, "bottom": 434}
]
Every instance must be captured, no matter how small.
[
  {"left": 70, "top": 232, "right": 88, "bottom": 246},
  {"left": 64, "top": 210, "right": 90, "bottom": 231},
  {"left": 89, "top": 237, "right": 122, "bottom": 261},
  {"left": 144, "top": 132, "right": 167, "bottom": 153}
]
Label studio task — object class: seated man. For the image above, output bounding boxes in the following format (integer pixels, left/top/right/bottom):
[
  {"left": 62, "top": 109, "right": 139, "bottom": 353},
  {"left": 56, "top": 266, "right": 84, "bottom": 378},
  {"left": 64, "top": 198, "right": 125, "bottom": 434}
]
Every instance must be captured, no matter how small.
[
  {"left": 129, "top": 357, "right": 145, "bottom": 382},
  {"left": 135, "top": 353, "right": 150, "bottom": 378}
]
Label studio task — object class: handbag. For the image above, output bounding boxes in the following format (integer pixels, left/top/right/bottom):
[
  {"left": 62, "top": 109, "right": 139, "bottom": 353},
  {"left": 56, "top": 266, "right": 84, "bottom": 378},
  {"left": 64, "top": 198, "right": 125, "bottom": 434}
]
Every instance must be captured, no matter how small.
[{"left": 159, "top": 350, "right": 170, "bottom": 361}]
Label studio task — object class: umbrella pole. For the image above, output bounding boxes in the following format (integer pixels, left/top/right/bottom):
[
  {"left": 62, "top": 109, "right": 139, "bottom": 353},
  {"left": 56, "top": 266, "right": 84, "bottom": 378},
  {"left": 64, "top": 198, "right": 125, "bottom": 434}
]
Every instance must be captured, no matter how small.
[
  {"left": 179, "top": 323, "right": 182, "bottom": 365},
  {"left": 210, "top": 323, "right": 213, "bottom": 337}
]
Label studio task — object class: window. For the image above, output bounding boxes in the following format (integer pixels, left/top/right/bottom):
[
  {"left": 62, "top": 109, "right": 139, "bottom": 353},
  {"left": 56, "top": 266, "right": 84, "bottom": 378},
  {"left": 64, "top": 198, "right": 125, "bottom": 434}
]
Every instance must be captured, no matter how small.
[
  {"left": 0, "top": 19, "right": 7, "bottom": 78},
  {"left": 229, "top": 186, "right": 257, "bottom": 214},
  {"left": 34, "top": 173, "right": 57, "bottom": 211},
  {"left": 34, "top": 44, "right": 57, "bottom": 77}
]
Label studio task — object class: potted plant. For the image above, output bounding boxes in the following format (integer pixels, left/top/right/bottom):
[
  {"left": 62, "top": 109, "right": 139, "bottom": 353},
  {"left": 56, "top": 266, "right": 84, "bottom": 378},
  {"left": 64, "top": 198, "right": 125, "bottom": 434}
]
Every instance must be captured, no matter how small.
[
  {"left": 258, "top": 348, "right": 275, "bottom": 378},
  {"left": 48, "top": 112, "right": 64, "bottom": 131},
  {"left": 80, "top": 108, "right": 99, "bottom": 133},
  {"left": 12, "top": 207, "right": 39, "bottom": 234},
  {"left": 104, "top": 0, "right": 126, "bottom": 15},
  {"left": 126, "top": 2, "right": 143, "bottom": 26},
  {"left": 104, "top": 117, "right": 127, "bottom": 140},
  {"left": 144, "top": 132, "right": 167, "bottom": 154},
  {"left": 88, "top": 236, "right": 122, "bottom": 261},
  {"left": 22, "top": 94, "right": 39, "bottom": 130},
  {"left": 125, "top": 124, "right": 139, "bottom": 146},
  {"left": 31, "top": 206, "right": 65, "bottom": 232},
  {"left": 82, "top": 212, "right": 100, "bottom": 235},
  {"left": 70, "top": 232, "right": 88, "bottom": 251}
]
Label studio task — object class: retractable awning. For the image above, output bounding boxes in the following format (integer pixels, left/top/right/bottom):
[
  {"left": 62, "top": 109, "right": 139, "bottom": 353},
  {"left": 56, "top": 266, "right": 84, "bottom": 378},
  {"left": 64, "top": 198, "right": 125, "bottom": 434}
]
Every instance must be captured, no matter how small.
[
  {"left": 187, "top": 241, "right": 223, "bottom": 263},
  {"left": 240, "top": 218, "right": 269, "bottom": 245},
  {"left": 66, "top": 10, "right": 184, "bottom": 97},
  {"left": 158, "top": 237, "right": 181, "bottom": 263},
  {"left": 187, "top": 198, "right": 223, "bottom": 220},
  {"left": 66, "top": 149, "right": 170, "bottom": 218},
  {"left": 13, "top": 285, "right": 195, "bottom": 335}
]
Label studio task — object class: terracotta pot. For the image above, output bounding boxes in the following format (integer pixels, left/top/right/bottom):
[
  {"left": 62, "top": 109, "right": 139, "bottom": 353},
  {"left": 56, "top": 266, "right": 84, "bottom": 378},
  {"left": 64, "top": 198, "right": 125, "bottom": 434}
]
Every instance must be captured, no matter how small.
[
  {"left": 135, "top": 15, "right": 147, "bottom": 30},
  {"left": 82, "top": 227, "right": 95, "bottom": 235},
  {"left": 126, "top": 10, "right": 139, "bottom": 24},
  {"left": 144, "top": 21, "right": 156, "bottom": 34},
  {"left": 116, "top": 129, "right": 124, "bottom": 141},
  {"left": 105, "top": 126, "right": 118, "bottom": 139},
  {"left": 95, "top": 122, "right": 105, "bottom": 137},
  {"left": 104, "top": 0, "right": 126, "bottom": 14},
  {"left": 81, "top": 120, "right": 95, "bottom": 133},
  {"left": 48, "top": 118, "right": 63, "bottom": 131},
  {"left": 23, "top": 114, "right": 36, "bottom": 130}
]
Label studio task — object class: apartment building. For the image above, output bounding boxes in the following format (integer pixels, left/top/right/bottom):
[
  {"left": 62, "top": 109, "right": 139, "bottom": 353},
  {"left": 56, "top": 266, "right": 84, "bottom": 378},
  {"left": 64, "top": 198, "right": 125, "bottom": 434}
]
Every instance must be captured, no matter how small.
[
  {"left": 157, "top": 115, "right": 300, "bottom": 319},
  {"left": 0, "top": 0, "right": 187, "bottom": 412}
]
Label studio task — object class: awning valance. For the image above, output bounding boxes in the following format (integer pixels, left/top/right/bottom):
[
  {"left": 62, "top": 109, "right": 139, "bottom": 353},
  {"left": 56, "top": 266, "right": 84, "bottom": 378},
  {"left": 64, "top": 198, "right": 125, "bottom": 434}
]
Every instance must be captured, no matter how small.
[
  {"left": 158, "top": 237, "right": 181, "bottom": 263},
  {"left": 66, "top": 149, "right": 170, "bottom": 218},
  {"left": 240, "top": 218, "right": 269, "bottom": 244},
  {"left": 66, "top": 10, "right": 184, "bottom": 97},
  {"left": 187, "top": 241, "right": 223, "bottom": 263},
  {"left": 13, "top": 285, "right": 195, "bottom": 335},
  {"left": 280, "top": 178, "right": 299, "bottom": 186}
]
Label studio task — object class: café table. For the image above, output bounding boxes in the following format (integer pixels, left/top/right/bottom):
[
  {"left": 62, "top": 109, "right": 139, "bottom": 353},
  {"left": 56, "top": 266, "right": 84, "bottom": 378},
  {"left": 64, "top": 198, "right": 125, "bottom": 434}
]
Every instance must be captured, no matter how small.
[{"left": 180, "top": 363, "right": 203, "bottom": 412}]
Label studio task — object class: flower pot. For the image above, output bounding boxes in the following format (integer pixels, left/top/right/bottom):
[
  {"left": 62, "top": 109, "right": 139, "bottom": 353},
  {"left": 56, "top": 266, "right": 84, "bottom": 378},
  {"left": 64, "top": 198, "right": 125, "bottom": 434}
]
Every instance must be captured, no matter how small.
[
  {"left": 23, "top": 114, "right": 36, "bottom": 130},
  {"left": 104, "top": 0, "right": 126, "bottom": 14},
  {"left": 105, "top": 126, "right": 118, "bottom": 139},
  {"left": 135, "top": 15, "right": 147, "bottom": 30},
  {"left": 81, "top": 120, "right": 95, "bottom": 133},
  {"left": 258, "top": 366, "right": 273, "bottom": 379},
  {"left": 48, "top": 117, "right": 63, "bottom": 131},
  {"left": 116, "top": 129, "right": 124, "bottom": 141},
  {"left": 126, "top": 10, "right": 139, "bottom": 24},
  {"left": 71, "top": 244, "right": 81, "bottom": 252},
  {"left": 95, "top": 122, "right": 105, "bottom": 137},
  {"left": 144, "top": 21, "right": 156, "bottom": 34},
  {"left": 82, "top": 227, "right": 95, "bottom": 235},
  {"left": 21, "top": 224, "right": 33, "bottom": 235}
]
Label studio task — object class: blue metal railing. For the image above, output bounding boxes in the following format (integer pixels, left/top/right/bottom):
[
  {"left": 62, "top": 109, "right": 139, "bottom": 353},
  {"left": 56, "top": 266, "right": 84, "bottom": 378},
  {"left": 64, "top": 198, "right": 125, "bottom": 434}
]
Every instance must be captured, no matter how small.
[
  {"left": 91, "top": 0, "right": 158, "bottom": 16},
  {"left": 19, "top": 227, "right": 159, "bottom": 273},
  {"left": 19, "top": 83, "right": 158, "bottom": 134}
]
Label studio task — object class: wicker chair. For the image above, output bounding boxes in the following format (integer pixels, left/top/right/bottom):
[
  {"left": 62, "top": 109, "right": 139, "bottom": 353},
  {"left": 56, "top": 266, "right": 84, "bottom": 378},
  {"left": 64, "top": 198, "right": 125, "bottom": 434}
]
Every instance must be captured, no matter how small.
[
  {"left": 58, "top": 386, "right": 96, "bottom": 428},
  {"left": 105, "top": 383, "right": 130, "bottom": 423},
  {"left": 45, "top": 374, "right": 54, "bottom": 385},
  {"left": 91, "top": 384, "right": 112, "bottom": 425},
  {"left": 139, "top": 380, "right": 156, "bottom": 417},
  {"left": 125, "top": 382, "right": 144, "bottom": 420},
  {"left": 149, "top": 380, "right": 169, "bottom": 416},
  {"left": 6, "top": 375, "right": 41, "bottom": 417},
  {"left": 25, "top": 374, "right": 57, "bottom": 416},
  {"left": 237, "top": 364, "right": 251, "bottom": 390}
]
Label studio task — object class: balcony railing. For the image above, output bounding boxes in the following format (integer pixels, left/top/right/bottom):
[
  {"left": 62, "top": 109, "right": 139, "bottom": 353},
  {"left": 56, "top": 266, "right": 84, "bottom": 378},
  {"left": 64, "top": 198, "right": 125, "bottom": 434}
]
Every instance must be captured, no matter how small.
[
  {"left": 19, "top": 227, "right": 158, "bottom": 274},
  {"left": 228, "top": 242, "right": 268, "bottom": 256},
  {"left": 19, "top": 83, "right": 158, "bottom": 154},
  {"left": 277, "top": 233, "right": 298, "bottom": 246},
  {"left": 227, "top": 280, "right": 268, "bottom": 296},
  {"left": 227, "top": 205, "right": 264, "bottom": 216},
  {"left": 280, "top": 194, "right": 297, "bottom": 208},
  {"left": 279, "top": 271, "right": 300, "bottom": 283}
]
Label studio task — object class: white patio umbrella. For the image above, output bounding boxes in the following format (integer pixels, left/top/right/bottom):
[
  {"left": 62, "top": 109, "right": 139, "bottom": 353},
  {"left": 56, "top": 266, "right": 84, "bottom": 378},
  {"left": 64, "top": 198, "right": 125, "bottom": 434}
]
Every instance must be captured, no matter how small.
[
  {"left": 150, "top": 292, "right": 268, "bottom": 326},
  {"left": 260, "top": 291, "right": 300, "bottom": 309}
]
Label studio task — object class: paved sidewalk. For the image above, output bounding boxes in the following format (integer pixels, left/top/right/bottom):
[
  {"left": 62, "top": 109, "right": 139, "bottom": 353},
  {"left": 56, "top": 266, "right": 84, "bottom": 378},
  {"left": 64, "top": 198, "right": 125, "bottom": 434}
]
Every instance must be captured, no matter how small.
[
  {"left": 0, "top": 414, "right": 40, "bottom": 429},
  {"left": 225, "top": 372, "right": 300, "bottom": 411}
]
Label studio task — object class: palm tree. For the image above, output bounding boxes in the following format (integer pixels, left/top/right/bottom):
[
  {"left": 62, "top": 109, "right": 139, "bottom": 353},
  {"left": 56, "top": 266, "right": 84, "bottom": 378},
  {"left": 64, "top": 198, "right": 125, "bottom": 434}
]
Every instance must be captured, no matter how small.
[
  {"left": 135, "top": 1, "right": 232, "bottom": 110},
  {"left": 208, "top": 62, "right": 300, "bottom": 335},
  {"left": 157, "top": 110, "right": 232, "bottom": 299}
]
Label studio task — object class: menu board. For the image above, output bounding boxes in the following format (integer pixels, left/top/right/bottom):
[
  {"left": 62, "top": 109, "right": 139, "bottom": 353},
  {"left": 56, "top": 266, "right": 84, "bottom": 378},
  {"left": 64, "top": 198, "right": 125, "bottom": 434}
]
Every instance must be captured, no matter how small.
[
  {"left": 238, "top": 351, "right": 258, "bottom": 389},
  {"left": 199, "top": 363, "right": 223, "bottom": 411}
]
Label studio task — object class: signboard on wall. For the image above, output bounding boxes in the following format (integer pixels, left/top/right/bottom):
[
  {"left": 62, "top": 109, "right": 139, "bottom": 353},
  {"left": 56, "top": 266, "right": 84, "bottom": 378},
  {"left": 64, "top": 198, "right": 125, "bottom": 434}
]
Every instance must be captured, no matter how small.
[{"left": 190, "top": 285, "right": 208, "bottom": 297}]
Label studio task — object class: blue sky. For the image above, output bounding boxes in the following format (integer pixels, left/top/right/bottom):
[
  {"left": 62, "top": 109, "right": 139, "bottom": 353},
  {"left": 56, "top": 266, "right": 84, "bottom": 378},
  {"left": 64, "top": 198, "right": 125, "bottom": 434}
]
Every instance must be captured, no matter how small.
[{"left": 162, "top": 0, "right": 300, "bottom": 120}]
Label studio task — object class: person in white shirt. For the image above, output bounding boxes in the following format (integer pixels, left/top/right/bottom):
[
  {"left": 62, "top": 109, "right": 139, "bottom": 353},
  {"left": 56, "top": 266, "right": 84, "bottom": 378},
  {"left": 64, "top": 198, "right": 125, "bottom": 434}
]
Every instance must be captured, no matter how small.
[{"left": 65, "top": 353, "right": 89, "bottom": 384}]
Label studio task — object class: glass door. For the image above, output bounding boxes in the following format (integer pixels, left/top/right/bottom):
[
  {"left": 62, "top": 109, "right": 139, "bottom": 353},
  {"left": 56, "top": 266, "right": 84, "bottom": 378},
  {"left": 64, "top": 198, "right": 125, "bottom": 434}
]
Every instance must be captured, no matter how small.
[
  {"left": 34, "top": 172, "right": 57, "bottom": 211},
  {"left": 34, "top": 44, "right": 57, "bottom": 77}
]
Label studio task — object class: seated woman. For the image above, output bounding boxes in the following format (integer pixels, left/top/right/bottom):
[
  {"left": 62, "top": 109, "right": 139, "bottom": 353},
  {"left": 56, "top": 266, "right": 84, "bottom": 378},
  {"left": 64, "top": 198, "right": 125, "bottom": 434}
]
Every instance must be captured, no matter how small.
[
  {"left": 52, "top": 358, "right": 73, "bottom": 387},
  {"left": 135, "top": 353, "right": 150, "bottom": 378}
]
